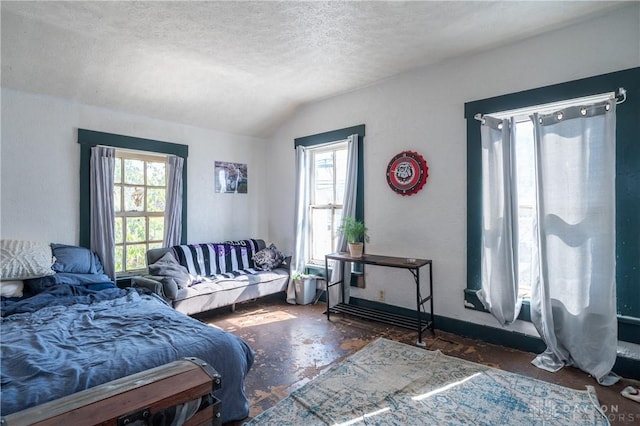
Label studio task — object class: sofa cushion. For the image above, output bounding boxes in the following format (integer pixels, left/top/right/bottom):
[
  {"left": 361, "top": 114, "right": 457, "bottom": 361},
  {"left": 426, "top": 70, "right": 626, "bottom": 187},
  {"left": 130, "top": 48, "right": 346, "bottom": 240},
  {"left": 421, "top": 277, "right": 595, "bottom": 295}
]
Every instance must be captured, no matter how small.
[
  {"left": 171, "top": 239, "right": 266, "bottom": 277},
  {"left": 174, "top": 269, "right": 288, "bottom": 301},
  {"left": 253, "top": 244, "right": 285, "bottom": 271}
]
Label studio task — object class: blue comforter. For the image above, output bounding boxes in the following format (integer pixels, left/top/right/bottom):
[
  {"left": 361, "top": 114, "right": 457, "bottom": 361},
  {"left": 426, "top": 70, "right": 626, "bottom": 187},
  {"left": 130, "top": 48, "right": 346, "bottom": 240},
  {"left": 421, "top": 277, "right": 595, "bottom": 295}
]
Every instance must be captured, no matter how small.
[{"left": 1, "top": 285, "right": 254, "bottom": 423}]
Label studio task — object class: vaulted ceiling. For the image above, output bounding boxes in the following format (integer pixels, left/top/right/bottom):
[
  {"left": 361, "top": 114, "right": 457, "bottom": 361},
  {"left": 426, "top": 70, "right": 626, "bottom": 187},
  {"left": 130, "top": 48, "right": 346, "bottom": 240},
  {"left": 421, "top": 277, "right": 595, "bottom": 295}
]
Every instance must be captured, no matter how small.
[{"left": 1, "top": 1, "right": 625, "bottom": 138}]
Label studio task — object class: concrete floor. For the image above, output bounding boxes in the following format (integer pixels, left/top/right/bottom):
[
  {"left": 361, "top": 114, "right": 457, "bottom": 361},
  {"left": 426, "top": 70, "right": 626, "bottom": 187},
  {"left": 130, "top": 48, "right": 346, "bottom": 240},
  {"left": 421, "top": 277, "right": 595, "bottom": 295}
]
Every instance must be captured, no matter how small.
[{"left": 197, "top": 294, "right": 640, "bottom": 425}]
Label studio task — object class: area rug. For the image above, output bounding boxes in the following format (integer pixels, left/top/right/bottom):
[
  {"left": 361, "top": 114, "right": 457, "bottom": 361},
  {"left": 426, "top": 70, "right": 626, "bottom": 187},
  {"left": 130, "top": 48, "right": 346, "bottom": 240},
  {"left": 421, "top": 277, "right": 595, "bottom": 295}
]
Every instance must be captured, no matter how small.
[{"left": 244, "top": 338, "right": 608, "bottom": 425}]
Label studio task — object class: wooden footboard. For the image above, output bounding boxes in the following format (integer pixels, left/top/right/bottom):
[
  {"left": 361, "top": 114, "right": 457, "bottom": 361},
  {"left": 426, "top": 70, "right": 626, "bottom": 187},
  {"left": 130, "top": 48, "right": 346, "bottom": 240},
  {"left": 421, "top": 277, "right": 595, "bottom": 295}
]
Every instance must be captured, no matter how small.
[{"left": 1, "top": 357, "right": 222, "bottom": 426}]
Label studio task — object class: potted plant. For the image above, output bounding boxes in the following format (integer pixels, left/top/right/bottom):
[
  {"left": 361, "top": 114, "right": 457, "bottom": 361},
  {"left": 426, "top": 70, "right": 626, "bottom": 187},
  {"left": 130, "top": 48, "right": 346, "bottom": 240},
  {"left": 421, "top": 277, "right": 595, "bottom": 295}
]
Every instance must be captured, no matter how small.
[
  {"left": 338, "top": 216, "right": 369, "bottom": 257},
  {"left": 291, "top": 271, "right": 316, "bottom": 305}
]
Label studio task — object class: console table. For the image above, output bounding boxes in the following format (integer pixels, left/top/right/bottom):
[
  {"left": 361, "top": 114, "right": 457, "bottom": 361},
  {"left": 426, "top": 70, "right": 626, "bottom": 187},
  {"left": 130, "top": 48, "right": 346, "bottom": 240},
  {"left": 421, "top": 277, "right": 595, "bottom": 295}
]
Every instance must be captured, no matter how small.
[{"left": 324, "top": 252, "right": 434, "bottom": 346}]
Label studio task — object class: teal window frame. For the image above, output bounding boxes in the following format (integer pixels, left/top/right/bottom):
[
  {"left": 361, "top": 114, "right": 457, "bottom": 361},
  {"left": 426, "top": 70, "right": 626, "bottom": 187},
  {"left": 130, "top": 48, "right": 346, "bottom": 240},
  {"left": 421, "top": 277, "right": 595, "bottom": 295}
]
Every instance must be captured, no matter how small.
[
  {"left": 295, "top": 125, "right": 365, "bottom": 283},
  {"left": 77, "top": 129, "right": 189, "bottom": 250},
  {"left": 464, "top": 67, "right": 640, "bottom": 343}
]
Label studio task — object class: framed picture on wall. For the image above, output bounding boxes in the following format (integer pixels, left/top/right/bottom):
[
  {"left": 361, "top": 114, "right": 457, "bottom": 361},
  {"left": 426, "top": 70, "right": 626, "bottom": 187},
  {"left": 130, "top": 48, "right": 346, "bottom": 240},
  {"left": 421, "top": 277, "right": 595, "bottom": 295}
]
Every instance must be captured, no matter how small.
[{"left": 215, "top": 161, "right": 248, "bottom": 193}]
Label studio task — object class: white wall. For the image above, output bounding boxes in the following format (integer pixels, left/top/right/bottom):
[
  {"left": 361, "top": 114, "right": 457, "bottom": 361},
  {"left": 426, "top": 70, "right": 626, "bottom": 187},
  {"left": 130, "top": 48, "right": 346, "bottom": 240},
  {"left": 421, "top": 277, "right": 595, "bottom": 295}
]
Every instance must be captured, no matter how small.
[
  {"left": 1, "top": 89, "right": 270, "bottom": 245},
  {"left": 267, "top": 4, "right": 640, "bottom": 336}
]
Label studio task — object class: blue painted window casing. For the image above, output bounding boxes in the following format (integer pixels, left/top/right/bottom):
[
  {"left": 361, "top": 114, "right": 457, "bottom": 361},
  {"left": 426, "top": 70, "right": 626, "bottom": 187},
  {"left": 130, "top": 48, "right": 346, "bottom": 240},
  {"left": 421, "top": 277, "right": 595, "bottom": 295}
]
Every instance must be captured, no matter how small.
[
  {"left": 464, "top": 68, "right": 640, "bottom": 343},
  {"left": 77, "top": 129, "right": 188, "bottom": 251},
  {"left": 295, "top": 125, "right": 365, "bottom": 283}
]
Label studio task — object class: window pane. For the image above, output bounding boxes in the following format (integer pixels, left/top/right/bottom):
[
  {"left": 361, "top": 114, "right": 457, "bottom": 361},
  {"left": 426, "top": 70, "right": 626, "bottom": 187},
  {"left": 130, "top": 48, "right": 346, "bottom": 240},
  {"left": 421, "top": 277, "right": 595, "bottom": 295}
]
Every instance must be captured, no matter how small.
[
  {"left": 114, "top": 158, "right": 122, "bottom": 184},
  {"left": 311, "top": 208, "right": 334, "bottom": 261},
  {"left": 126, "top": 217, "right": 146, "bottom": 242},
  {"left": 125, "top": 244, "right": 146, "bottom": 270},
  {"left": 115, "top": 245, "right": 123, "bottom": 273},
  {"left": 333, "top": 208, "right": 343, "bottom": 247},
  {"left": 114, "top": 185, "right": 122, "bottom": 212},
  {"left": 148, "top": 242, "right": 163, "bottom": 251},
  {"left": 149, "top": 217, "right": 164, "bottom": 242},
  {"left": 335, "top": 148, "right": 347, "bottom": 203},
  {"left": 124, "top": 186, "right": 145, "bottom": 211},
  {"left": 124, "top": 159, "right": 144, "bottom": 184},
  {"left": 147, "top": 188, "right": 166, "bottom": 212},
  {"left": 514, "top": 120, "right": 536, "bottom": 295},
  {"left": 314, "top": 151, "right": 334, "bottom": 205},
  {"left": 114, "top": 217, "right": 124, "bottom": 244},
  {"left": 147, "top": 161, "right": 166, "bottom": 186}
]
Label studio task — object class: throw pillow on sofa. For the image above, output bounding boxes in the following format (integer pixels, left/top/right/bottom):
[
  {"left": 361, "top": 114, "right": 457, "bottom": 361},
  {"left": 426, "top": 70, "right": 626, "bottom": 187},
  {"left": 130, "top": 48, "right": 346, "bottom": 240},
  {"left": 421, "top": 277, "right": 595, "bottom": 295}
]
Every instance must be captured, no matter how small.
[
  {"left": 253, "top": 244, "right": 285, "bottom": 271},
  {"left": 148, "top": 251, "right": 193, "bottom": 289}
]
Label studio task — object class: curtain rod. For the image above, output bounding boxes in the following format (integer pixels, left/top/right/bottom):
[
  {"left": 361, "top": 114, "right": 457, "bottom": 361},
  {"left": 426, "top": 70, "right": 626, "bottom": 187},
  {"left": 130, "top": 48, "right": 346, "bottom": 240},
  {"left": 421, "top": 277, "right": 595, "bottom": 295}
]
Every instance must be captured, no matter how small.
[{"left": 473, "top": 87, "right": 627, "bottom": 122}]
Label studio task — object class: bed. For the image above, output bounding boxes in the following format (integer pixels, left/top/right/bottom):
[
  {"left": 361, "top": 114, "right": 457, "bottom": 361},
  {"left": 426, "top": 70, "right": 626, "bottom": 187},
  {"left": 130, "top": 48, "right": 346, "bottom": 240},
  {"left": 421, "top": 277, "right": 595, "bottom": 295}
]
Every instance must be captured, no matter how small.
[{"left": 0, "top": 241, "right": 254, "bottom": 424}]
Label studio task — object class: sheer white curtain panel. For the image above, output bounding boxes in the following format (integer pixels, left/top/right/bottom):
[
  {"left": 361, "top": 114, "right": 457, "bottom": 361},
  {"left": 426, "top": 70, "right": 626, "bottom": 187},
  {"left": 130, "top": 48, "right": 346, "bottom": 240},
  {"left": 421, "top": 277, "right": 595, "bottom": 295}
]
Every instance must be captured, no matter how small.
[
  {"left": 288, "top": 145, "right": 310, "bottom": 304},
  {"left": 90, "top": 146, "right": 116, "bottom": 281},
  {"left": 163, "top": 155, "right": 184, "bottom": 247},
  {"left": 328, "top": 134, "right": 358, "bottom": 307},
  {"left": 530, "top": 100, "right": 618, "bottom": 385},
  {"left": 478, "top": 116, "right": 523, "bottom": 325}
]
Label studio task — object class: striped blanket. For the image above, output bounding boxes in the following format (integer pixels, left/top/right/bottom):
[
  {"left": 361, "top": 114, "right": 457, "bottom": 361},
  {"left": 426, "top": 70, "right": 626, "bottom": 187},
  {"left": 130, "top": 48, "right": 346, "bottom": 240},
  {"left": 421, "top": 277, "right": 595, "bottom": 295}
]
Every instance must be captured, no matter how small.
[{"left": 171, "top": 239, "right": 266, "bottom": 281}]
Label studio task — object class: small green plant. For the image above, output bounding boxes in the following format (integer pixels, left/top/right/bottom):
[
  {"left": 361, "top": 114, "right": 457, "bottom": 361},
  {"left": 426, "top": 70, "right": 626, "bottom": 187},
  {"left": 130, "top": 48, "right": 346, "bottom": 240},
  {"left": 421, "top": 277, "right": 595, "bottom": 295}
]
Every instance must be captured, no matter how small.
[
  {"left": 291, "top": 271, "right": 313, "bottom": 281},
  {"left": 338, "top": 216, "right": 370, "bottom": 244}
]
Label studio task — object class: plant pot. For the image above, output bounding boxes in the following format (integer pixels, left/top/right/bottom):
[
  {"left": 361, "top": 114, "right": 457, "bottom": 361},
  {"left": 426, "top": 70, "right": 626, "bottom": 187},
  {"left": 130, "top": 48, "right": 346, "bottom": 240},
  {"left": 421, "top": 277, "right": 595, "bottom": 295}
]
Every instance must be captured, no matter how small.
[
  {"left": 294, "top": 278, "right": 316, "bottom": 305},
  {"left": 348, "top": 242, "right": 364, "bottom": 257}
]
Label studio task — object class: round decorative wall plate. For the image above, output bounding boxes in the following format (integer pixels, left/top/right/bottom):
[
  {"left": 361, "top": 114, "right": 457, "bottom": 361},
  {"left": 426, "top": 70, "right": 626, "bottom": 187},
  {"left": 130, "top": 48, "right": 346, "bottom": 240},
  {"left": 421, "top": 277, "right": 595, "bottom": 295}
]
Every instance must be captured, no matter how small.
[{"left": 386, "top": 151, "right": 429, "bottom": 196}]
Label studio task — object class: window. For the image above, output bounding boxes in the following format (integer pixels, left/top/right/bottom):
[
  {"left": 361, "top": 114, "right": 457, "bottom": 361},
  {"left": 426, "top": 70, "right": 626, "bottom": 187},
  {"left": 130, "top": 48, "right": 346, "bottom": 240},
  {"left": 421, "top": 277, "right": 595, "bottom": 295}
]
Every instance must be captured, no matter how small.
[
  {"left": 78, "top": 129, "right": 189, "bottom": 280},
  {"left": 293, "top": 124, "right": 365, "bottom": 279},
  {"left": 463, "top": 67, "right": 639, "bottom": 344},
  {"left": 114, "top": 150, "right": 167, "bottom": 274},
  {"left": 513, "top": 119, "right": 536, "bottom": 298},
  {"left": 488, "top": 93, "right": 615, "bottom": 299},
  {"left": 308, "top": 141, "right": 347, "bottom": 264}
]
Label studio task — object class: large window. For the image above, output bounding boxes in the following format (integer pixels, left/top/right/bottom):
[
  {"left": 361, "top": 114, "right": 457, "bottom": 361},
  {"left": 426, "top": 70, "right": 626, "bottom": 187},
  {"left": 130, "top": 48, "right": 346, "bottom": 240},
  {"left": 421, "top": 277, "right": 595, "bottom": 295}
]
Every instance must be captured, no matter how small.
[
  {"left": 308, "top": 141, "right": 347, "bottom": 264},
  {"left": 78, "top": 129, "right": 188, "bottom": 280},
  {"left": 294, "top": 124, "right": 365, "bottom": 276},
  {"left": 114, "top": 150, "right": 167, "bottom": 274},
  {"left": 464, "top": 67, "right": 639, "bottom": 343}
]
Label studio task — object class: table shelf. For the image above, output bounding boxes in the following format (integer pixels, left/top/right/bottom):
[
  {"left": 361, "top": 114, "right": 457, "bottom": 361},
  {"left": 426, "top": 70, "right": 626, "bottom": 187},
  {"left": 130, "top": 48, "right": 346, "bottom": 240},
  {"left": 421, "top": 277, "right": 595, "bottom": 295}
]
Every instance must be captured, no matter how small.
[
  {"left": 330, "top": 303, "right": 432, "bottom": 331},
  {"left": 325, "top": 252, "right": 434, "bottom": 346}
]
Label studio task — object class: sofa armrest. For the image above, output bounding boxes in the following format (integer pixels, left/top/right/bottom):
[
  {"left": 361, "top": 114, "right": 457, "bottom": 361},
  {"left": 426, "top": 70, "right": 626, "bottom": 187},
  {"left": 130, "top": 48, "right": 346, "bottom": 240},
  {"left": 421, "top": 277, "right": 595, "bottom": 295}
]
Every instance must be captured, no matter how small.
[
  {"left": 282, "top": 256, "right": 292, "bottom": 272},
  {"left": 133, "top": 276, "right": 179, "bottom": 301}
]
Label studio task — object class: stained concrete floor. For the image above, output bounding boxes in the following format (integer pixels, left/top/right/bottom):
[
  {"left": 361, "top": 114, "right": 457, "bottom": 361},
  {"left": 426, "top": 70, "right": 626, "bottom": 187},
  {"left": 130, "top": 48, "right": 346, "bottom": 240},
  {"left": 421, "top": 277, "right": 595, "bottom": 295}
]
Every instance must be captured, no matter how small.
[{"left": 196, "top": 294, "right": 640, "bottom": 425}]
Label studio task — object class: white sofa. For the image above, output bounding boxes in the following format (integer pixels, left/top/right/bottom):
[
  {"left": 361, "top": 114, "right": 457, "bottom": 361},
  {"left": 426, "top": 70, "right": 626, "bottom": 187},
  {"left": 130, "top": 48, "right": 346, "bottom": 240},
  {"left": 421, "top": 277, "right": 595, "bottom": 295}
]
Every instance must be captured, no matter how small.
[{"left": 133, "top": 239, "right": 290, "bottom": 316}]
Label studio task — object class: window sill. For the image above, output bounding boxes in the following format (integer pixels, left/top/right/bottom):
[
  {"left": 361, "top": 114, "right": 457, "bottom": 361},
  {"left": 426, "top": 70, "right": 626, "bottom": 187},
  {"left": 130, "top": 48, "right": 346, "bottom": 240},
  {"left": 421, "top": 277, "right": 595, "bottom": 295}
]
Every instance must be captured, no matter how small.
[
  {"left": 463, "top": 288, "right": 532, "bottom": 322},
  {"left": 464, "top": 288, "right": 639, "bottom": 344}
]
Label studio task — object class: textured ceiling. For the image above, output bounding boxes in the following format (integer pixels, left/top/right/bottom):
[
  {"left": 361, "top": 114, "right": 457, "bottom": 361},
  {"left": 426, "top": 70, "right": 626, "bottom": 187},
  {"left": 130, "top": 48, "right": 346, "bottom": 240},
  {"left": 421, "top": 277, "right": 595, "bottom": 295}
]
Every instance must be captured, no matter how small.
[{"left": 1, "top": 1, "right": 625, "bottom": 138}]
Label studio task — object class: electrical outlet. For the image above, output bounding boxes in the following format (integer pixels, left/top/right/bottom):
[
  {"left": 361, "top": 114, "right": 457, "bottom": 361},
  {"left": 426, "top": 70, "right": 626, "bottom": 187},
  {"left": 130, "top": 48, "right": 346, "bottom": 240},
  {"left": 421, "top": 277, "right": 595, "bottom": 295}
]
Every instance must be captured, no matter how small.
[{"left": 378, "top": 290, "right": 385, "bottom": 302}]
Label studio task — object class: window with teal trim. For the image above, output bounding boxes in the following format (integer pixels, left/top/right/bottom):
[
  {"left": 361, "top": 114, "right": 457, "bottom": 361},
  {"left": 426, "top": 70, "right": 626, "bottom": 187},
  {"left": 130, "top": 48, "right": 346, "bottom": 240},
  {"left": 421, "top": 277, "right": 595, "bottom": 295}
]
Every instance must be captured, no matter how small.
[
  {"left": 77, "top": 130, "right": 188, "bottom": 263},
  {"left": 295, "top": 125, "right": 365, "bottom": 281},
  {"left": 464, "top": 68, "right": 639, "bottom": 343}
]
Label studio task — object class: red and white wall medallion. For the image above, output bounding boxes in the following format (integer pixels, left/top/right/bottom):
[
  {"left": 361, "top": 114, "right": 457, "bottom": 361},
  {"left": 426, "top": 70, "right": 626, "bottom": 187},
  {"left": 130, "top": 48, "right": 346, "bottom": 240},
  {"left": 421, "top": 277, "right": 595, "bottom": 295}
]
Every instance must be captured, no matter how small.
[{"left": 386, "top": 151, "right": 429, "bottom": 196}]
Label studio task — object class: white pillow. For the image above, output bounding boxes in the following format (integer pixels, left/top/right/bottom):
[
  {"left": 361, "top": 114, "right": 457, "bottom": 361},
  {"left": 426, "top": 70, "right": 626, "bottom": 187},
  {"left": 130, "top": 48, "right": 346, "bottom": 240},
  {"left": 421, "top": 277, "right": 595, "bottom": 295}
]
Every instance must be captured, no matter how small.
[
  {"left": 0, "top": 280, "right": 24, "bottom": 298},
  {"left": 0, "top": 240, "right": 55, "bottom": 280}
]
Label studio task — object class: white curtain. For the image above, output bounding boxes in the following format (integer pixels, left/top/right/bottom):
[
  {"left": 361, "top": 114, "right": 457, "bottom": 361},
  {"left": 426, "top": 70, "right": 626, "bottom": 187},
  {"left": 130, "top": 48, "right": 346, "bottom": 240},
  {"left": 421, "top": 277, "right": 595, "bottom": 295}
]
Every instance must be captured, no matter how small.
[
  {"left": 328, "top": 134, "right": 359, "bottom": 307},
  {"left": 287, "top": 145, "right": 310, "bottom": 304},
  {"left": 288, "top": 134, "right": 359, "bottom": 306},
  {"left": 530, "top": 100, "right": 618, "bottom": 385},
  {"left": 478, "top": 116, "right": 523, "bottom": 325},
  {"left": 163, "top": 155, "right": 184, "bottom": 247},
  {"left": 90, "top": 146, "right": 116, "bottom": 281}
]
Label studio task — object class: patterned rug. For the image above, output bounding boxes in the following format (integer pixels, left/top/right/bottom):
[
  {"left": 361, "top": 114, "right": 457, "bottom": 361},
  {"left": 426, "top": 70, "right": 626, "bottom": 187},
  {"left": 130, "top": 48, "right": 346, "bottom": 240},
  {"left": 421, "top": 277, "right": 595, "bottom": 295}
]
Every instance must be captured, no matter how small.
[{"left": 244, "top": 338, "right": 608, "bottom": 425}]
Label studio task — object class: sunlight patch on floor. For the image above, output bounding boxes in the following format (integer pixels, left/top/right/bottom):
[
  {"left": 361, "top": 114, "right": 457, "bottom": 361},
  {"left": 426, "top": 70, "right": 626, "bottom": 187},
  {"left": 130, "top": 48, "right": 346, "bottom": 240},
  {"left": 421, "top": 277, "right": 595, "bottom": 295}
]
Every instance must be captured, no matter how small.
[
  {"left": 333, "top": 407, "right": 391, "bottom": 426},
  {"left": 411, "top": 372, "right": 482, "bottom": 401},
  {"left": 224, "top": 309, "right": 297, "bottom": 328}
]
